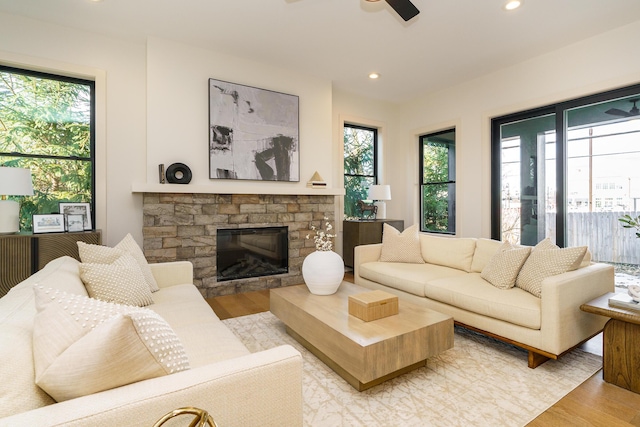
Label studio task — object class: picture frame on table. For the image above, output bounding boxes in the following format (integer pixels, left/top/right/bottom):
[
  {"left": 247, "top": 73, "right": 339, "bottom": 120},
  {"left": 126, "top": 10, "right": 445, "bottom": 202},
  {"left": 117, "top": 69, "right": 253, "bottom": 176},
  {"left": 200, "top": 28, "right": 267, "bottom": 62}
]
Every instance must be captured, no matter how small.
[
  {"left": 33, "top": 214, "right": 65, "bottom": 234},
  {"left": 65, "top": 214, "right": 85, "bottom": 232},
  {"left": 59, "top": 202, "right": 92, "bottom": 231}
]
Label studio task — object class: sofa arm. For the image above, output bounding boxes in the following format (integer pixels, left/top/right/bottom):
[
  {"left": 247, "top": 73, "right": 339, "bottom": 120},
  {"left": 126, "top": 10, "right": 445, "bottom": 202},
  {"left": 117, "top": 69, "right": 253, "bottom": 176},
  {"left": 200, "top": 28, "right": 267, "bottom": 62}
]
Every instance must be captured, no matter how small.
[
  {"left": 540, "top": 262, "right": 614, "bottom": 355},
  {"left": 0, "top": 345, "right": 303, "bottom": 427},
  {"left": 150, "top": 261, "right": 194, "bottom": 288},
  {"left": 354, "top": 243, "right": 382, "bottom": 280}
]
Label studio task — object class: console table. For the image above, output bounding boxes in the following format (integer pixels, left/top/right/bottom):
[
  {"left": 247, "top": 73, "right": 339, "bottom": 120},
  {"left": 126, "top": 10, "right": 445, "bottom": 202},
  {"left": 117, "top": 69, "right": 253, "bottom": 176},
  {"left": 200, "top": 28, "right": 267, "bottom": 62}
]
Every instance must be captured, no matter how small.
[
  {"left": 0, "top": 230, "right": 101, "bottom": 297},
  {"left": 581, "top": 293, "right": 640, "bottom": 394},
  {"left": 343, "top": 219, "right": 404, "bottom": 268}
]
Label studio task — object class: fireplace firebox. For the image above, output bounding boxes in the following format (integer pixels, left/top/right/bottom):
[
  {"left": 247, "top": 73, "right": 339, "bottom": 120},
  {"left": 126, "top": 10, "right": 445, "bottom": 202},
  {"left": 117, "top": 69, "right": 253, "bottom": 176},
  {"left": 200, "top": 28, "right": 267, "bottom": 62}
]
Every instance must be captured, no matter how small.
[{"left": 216, "top": 226, "right": 288, "bottom": 281}]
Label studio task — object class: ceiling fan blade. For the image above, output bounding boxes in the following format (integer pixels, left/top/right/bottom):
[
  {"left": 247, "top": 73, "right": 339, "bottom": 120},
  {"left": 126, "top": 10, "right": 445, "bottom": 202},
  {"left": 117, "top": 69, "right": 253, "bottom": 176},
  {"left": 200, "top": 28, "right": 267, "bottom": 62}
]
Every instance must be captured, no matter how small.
[
  {"left": 605, "top": 108, "right": 632, "bottom": 117},
  {"left": 385, "top": 0, "right": 420, "bottom": 21}
]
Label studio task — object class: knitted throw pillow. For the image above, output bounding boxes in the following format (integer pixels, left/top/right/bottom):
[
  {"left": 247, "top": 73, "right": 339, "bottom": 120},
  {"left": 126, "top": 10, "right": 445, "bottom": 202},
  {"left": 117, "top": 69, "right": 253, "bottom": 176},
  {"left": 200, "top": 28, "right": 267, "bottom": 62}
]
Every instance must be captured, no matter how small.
[
  {"left": 379, "top": 223, "right": 425, "bottom": 263},
  {"left": 32, "top": 286, "right": 189, "bottom": 402}
]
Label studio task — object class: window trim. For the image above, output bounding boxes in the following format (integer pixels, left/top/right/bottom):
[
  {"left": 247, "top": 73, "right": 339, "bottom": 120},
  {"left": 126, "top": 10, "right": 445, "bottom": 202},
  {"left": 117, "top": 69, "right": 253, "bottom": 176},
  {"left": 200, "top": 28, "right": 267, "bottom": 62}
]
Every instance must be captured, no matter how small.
[
  {"left": 490, "top": 82, "right": 640, "bottom": 246},
  {"left": 0, "top": 64, "right": 97, "bottom": 230},
  {"left": 419, "top": 128, "right": 456, "bottom": 234}
]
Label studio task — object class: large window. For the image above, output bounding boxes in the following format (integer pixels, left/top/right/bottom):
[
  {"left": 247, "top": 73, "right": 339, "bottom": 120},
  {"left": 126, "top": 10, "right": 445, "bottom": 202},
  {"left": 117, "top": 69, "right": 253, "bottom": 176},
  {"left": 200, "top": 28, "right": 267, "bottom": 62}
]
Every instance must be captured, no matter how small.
[
  {"left": 0, "top": 66, "right": 95, "bottom": 231},
  {"left": 420, "top": 129, "right": 456, "bottom": 233},
  {"left": 344, "top": 124, "right": 377, "bottom": 218},
  {"left": 491, "top": 83, "right": 640, "bottom": 269}
]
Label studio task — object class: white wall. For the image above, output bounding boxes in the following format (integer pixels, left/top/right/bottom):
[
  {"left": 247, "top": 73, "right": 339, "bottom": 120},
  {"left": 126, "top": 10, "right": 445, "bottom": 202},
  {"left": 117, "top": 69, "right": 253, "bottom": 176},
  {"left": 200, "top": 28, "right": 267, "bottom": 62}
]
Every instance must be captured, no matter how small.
[
  {"left": 146, "top": 37, "right": 334, "bottom": 193},
  {"left": 391, "top": 19, "right": 640, "bottom": 238},
  {"left": 4, "top": 10, "right": 640, "bottom": 246},
  {"left": 0, "top": 12, "right": 146, "bottom": 246},
  {"left": 0, "top": 14, "right": 335, "bottom": 246}
]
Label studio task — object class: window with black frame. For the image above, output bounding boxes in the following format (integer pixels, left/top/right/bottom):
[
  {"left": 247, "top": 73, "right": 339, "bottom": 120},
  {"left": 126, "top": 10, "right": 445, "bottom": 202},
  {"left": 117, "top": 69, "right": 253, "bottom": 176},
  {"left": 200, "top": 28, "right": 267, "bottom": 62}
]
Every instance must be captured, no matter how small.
[
  {"left": 343, "top": 124, "right": 378, "bottom": 218},
  {"left": 420, "top": 129, "right": 456, "bottom": 233},
  {"left": 491, "top": 83, "right": 640, "bottom": 273},
  {"left": 0, "top": 66, "right": 95, "bottom": 231}
]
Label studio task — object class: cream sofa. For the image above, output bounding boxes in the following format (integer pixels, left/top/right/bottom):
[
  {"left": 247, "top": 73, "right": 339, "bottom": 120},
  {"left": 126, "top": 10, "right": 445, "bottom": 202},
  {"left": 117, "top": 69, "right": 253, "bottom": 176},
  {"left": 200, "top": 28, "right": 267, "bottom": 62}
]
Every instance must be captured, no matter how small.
[
  {"left": 354, "top": 234, "right": 615, "bottom": 368},
  {"left": 0, "top": 256, "right": 303, "bottom": 426}
]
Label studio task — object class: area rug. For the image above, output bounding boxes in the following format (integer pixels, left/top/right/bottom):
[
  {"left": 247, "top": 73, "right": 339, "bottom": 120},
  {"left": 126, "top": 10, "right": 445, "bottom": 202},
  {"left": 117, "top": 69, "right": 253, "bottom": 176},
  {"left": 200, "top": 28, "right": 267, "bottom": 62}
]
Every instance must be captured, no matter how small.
[{"left": 222, "top": 312, "right": 602, "bottom": 427}]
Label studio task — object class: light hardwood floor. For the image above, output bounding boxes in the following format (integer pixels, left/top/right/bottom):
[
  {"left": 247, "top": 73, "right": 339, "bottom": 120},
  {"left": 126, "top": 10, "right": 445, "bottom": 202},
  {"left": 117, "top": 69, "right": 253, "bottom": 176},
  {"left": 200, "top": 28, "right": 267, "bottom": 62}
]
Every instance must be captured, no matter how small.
[{"left": 206, "top": 274, "right": 640, "bottom": 426}]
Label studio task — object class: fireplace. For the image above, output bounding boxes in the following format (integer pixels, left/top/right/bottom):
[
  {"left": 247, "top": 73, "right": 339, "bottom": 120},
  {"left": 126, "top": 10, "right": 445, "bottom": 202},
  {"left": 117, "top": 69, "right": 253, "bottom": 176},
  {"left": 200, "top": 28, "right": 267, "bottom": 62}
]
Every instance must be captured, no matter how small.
[{"left": 216, "top": 226, "right": 288, "bottom": 282}]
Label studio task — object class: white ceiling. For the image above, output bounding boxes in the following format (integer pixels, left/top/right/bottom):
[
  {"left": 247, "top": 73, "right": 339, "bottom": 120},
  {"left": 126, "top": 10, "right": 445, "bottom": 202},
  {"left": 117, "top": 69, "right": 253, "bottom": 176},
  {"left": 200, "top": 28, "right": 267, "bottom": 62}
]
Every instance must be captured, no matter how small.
[{"left": 1, "top": 0, "right": 640, "bottom": 103}]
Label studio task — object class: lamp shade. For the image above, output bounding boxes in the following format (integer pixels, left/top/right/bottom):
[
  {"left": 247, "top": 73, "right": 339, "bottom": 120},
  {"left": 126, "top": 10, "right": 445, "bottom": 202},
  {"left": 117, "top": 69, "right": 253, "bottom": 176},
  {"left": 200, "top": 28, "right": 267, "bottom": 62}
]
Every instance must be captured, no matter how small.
[
  {"left": 0, "top": 167, "right": 34, "bottom": 196},
  {"left": 368, "top": 185, "right": 391, "bottom": 201}
]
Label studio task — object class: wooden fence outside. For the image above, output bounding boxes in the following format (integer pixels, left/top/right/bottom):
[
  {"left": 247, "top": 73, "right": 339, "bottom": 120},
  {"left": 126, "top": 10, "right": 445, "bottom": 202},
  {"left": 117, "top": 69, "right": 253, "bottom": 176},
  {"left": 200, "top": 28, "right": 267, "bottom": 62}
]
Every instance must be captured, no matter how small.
[{"left": 565, "top": 212, "right": 640, "bottom": 264}]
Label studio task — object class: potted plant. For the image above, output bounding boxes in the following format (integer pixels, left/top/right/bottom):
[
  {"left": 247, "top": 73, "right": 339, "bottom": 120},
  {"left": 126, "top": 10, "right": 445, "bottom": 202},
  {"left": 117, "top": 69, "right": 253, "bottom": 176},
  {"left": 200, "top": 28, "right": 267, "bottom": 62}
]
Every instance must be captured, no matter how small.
[{"left": 619, "top": 214, "right": 640, "bottom": 238}]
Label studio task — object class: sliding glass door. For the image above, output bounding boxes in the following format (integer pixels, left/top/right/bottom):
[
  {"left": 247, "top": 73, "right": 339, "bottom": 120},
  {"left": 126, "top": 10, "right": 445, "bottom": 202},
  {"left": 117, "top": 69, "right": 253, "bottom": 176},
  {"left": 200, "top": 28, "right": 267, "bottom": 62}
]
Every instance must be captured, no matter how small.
[{"left": 492, "top": 84, "right": 640, "bottom": 269}]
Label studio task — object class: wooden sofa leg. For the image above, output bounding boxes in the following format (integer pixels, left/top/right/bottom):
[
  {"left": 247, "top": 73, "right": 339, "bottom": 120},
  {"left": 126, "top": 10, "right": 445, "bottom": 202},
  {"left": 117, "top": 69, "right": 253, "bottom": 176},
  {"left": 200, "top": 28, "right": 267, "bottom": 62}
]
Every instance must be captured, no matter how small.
[{"left": 528, "top": 351, "right": 550, "bottom": 369}]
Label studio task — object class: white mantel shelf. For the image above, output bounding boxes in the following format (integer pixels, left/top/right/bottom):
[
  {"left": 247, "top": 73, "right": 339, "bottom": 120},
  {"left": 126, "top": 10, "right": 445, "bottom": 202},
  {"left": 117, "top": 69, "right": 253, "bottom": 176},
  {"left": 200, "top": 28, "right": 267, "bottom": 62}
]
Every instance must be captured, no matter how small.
[{"left": 131, "top": 183, "right": 345, "bottom": 196}]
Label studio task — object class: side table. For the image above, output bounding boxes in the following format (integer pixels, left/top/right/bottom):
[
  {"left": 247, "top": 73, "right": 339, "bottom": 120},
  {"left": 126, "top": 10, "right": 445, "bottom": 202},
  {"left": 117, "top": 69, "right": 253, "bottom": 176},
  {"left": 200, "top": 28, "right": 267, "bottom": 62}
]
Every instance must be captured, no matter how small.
[{"left": 580, "top": 292, "right": 640, "bottom": 394}]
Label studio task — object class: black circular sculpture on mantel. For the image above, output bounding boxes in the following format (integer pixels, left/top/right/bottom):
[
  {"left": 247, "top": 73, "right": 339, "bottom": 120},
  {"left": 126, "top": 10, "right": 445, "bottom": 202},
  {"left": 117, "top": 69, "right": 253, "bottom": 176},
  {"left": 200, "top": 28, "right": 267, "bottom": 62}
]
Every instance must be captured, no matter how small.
[{"left": 165, "top": 163, "right": 192, "bottom": 184}]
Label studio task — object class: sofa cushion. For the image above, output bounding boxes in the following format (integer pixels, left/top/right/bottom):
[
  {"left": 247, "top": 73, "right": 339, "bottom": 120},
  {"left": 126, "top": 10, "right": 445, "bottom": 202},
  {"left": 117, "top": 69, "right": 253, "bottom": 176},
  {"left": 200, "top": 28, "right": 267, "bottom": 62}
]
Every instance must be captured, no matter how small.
[
  {"left": 359, "top": 261, "right": 467, "bottom": 297},
  {"left": 79, "top": 253, "right": 154, "bottom": 307},
  {"left": 470, "top": 238, "right": 504, "bottom": 273},
  {"left": 0, "top": 257, "right": 87, "bottom": 417},
  {"left": 420, "top": 234, "right": 476, "bottom": 272},
  {"left": 424, "top": 273, "right": 542, "bottom": 330},
  {"left": 516, "top": 239, "right": 587, "bottom": 298},
  {"left": 481, "top": 242, "right": 531, "bottom": 290},
  {"left": 379, "top": 223, "right": 424, "bottom": 263},
  {"left": 33, "top": 286, "right": 190, "bottom": 402},
  {"left": 78, "top": 233, "right": 159, "bottom": 292},
  {"left": 149, "top": 284, "right": 251, "bottom": 367}
]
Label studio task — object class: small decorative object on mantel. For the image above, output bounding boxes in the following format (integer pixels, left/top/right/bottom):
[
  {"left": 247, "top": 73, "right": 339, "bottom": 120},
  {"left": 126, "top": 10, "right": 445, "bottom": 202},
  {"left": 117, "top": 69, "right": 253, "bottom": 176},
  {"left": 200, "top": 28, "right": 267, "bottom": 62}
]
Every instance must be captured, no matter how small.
[
  {"left": 307, "top": 171, "right": 327, "bottom": 188},
  {"left": 302, "top": 217, "right": 344, "bottom": 295}
]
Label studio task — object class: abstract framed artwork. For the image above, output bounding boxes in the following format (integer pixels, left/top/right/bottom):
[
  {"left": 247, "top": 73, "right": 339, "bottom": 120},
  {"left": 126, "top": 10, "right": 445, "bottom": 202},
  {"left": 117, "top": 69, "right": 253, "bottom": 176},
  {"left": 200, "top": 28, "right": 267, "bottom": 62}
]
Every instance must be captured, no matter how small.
[{"left": 209, "top": 78, "right": 299, "bottom": 182}]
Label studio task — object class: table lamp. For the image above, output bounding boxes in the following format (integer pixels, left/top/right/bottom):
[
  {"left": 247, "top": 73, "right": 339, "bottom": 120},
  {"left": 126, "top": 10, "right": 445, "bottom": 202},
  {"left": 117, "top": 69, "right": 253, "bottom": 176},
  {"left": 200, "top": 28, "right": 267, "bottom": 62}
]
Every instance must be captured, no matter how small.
[
  {"left": 368, "top": 185, "right": 391, "bottom": 219},
  {"left": 0, "top": 167, "right": 34, "bottom": 234}
]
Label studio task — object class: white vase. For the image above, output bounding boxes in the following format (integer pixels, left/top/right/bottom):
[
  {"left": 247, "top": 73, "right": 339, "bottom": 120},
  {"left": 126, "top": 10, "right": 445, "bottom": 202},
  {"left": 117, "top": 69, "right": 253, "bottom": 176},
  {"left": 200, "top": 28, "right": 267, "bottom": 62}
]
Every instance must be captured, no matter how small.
[{"left": 302, "top": 250, "right": 345, "bottom": 295}]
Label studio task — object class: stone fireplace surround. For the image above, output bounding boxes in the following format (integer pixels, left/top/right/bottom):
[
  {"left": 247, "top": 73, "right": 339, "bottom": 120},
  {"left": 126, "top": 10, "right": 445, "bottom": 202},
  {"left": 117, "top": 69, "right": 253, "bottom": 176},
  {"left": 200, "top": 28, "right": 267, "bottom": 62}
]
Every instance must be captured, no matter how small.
[{"left": 142, "top": 192, "right": 336, "bottom": 298}]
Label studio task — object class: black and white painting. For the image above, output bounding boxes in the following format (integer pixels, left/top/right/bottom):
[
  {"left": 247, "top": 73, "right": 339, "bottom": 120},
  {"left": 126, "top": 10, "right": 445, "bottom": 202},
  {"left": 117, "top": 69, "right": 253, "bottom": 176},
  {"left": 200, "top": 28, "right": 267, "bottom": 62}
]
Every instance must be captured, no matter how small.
[{"left": 209, "top": 78, "right": 299, "bottom": 182}]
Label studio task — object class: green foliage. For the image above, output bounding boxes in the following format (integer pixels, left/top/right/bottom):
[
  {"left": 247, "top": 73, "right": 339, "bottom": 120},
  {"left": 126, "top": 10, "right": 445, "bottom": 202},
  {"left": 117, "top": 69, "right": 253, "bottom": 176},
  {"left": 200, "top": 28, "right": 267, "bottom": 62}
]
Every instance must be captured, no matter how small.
[
  {"left": 344, "top": 126, "right": 375, "bottom": 218},
  {"left": 421, "top": 139, "right": 453, "bottom": 232},
  {"left": 619, "top": 214, "right": 640, "bottom": 238},
  {"left": 0, "top": 70, "right": 92, "bottom": 231}
]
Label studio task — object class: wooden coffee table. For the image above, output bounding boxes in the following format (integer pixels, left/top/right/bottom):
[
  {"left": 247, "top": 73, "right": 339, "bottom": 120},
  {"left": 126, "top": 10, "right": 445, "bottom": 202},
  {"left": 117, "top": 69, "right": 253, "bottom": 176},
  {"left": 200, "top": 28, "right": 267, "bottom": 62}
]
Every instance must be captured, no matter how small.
[
  {"left": 581, "top": 292, "right": 640, "bottom": 394},
  {"left": 270, "top": 282, "right": 453, "bottom": 391}
]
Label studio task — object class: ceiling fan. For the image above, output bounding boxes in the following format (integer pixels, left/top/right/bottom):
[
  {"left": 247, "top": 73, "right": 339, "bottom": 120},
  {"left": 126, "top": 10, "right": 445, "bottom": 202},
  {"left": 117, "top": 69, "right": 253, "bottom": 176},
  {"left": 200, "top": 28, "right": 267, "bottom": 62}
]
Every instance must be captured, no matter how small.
[
  {"left": 365, "top": 0, "right": 420, "bottom": 22},
  {"left": 605, "top": 99, "right": 640, "bottom": 118}
]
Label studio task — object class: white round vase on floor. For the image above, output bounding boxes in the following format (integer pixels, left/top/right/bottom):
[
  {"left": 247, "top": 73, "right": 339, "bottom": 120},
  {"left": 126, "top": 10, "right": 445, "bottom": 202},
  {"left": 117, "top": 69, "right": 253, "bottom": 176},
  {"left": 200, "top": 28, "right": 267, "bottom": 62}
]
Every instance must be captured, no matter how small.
[{"left": 302, "top": 250, "right": 345, "bottom": 295}]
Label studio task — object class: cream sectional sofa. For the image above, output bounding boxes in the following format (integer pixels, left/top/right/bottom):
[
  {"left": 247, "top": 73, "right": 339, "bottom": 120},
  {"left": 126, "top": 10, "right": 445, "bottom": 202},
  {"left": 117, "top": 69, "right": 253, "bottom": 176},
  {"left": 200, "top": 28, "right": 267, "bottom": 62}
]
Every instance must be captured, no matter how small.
[
  {"left": 0, "top": 256, "right": 303, "bottom": 426},
  {"left": 354, "top": 233, "right": 615, "bottom": 368}
]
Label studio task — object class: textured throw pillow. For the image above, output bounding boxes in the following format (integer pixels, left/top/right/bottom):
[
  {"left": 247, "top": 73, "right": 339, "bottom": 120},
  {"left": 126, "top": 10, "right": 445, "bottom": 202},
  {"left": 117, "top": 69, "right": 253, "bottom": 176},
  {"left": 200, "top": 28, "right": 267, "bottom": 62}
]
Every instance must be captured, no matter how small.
[
  {"left": 515, "top": 239, "right": 588, "bottom": 298},
  {"left": 480, "top": 241, "right": 531, "bottom": 290},
  {"left": 32, "top": 286, "right": 189, "bottom": 402},
  {"left": 78, "top": 233, "right": 159, "bottom": 292},
  {"left": 79, "top": 253, "right": 154, "bottom": 307},
  {"left": 379, "top": 223, "right": 425, "bottom": 263}
]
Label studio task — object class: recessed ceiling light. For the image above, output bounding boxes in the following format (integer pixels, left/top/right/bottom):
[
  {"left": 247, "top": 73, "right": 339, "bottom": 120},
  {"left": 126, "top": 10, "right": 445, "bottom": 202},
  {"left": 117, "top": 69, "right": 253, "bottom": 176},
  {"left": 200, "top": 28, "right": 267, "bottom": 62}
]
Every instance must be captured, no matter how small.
[
  {"left": 503, "top": 0, "right": 522, "bottom": 11},
  {"left": 369, "top": 73, "right": 380, "bottom": 79}
]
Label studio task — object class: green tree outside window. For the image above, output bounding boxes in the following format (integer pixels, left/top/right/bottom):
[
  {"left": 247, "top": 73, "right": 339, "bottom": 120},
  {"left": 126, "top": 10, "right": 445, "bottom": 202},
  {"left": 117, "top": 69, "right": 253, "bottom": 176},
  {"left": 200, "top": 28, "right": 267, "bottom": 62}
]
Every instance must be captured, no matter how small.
[{"left": 0, "top": 67, "right": 94, "bottom": 231}]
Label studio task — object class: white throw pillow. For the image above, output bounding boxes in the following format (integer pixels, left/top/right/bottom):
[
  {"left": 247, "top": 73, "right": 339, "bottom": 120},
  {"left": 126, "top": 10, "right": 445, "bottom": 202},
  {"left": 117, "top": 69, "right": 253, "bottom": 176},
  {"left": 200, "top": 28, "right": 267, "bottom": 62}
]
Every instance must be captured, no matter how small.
[
  {"left": 32, "top": 286, "right": 189, "bottom": 402},
  {"left": 515, "top": 239, "right": 588, "bottom": 298},
  {"left": 480, "top": 241, "right": 531, "bottom": 290},
  {"left": 78, "top": 233, "right": 159, "bottom": 292},
  {"left": 379, "top": 223, "right": 425, "bottom": 263},
  {"left": 80, "top": 253, "right": 154, "bottom": 307}
]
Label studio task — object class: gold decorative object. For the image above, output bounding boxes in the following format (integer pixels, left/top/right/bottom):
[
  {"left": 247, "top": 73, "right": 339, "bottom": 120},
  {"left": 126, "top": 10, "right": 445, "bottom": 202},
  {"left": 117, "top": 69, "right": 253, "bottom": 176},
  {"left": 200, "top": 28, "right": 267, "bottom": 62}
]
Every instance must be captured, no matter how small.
[{"left": 153, "top": 407, "right": 219, "bottom": 427}]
